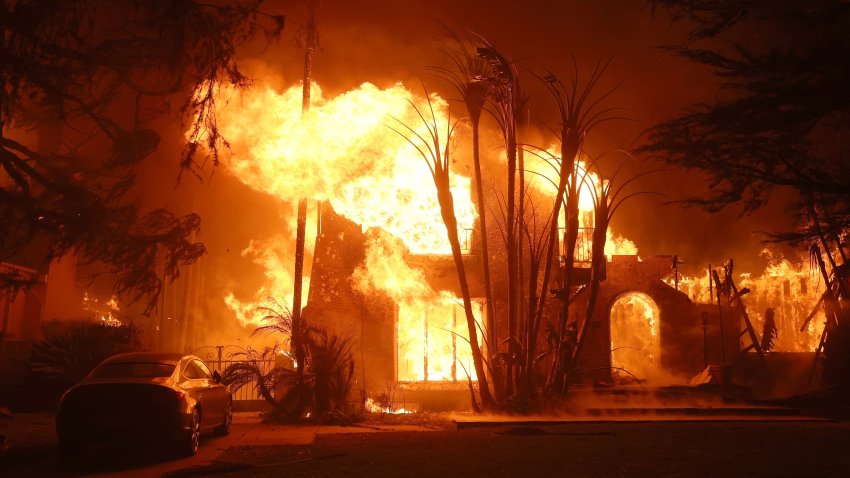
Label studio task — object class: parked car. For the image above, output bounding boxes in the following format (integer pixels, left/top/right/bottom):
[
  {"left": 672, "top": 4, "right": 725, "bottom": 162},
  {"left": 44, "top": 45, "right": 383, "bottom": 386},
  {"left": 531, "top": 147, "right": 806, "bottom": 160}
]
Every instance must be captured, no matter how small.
[{"left": 56, "top": 352, "right": 232, "bottom": 456}]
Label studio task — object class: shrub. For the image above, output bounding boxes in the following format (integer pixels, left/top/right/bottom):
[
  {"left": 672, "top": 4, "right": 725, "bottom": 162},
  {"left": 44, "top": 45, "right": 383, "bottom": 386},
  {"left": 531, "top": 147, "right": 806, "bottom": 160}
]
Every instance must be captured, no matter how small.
[{"left": 29, "top": 320, "right": 144, "bottom": 384}]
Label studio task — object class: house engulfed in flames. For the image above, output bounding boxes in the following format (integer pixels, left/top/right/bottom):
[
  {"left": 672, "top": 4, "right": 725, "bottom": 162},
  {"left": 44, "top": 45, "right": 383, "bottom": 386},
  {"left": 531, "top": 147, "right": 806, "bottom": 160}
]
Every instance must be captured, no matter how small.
[
  {"left": 300, "top": 186, "right": 745, "bottom": 408},
  {"left": 212, "top": 81, "right": 825, "bottom": 410},
  {"left": 305, "top": 201, "right": 824, "bottom": 410}
]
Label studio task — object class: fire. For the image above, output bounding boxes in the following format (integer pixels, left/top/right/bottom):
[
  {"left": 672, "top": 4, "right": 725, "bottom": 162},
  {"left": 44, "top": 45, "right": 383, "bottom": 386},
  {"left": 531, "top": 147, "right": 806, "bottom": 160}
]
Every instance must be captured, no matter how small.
[
  {"left": 673, "top": 249, "right": 824, "bottom": 352},
  {"left": 210, "top": 81, "right": 475, "bottom": 256},
  {"left": 352, "top": 230, "right": 482, "bottom": 381},
  {"left": 200, "top": 79, "right": 481, "bottom": 382},
  {"left": 525, "top": 151, "right": 639, "bottom": 259},
  {"left": 610, "top": 292, "right": 660, "bottom": 382},
  {"left": 364, "top": 397, "right": 412, "bottom": 414},
  {"left": 82, "top": 293, "right": 122, "bottom": 327}
]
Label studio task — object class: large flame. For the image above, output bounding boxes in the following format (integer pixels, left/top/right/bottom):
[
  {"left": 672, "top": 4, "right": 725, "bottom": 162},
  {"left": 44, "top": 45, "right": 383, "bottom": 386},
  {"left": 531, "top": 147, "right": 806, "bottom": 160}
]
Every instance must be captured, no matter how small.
[
  {"left": 610, "top": 292, "right": 661, "bottom": 382},
  {"left": 525, "top": 150, "right": 638, "bottom": 259},
  {"left": 672, "top": 250, "right": 824, "bottom": 352},
  {"left": 202, "top": 80, "right": 481, "bottom": 382},
  {"left": 213, "top": 81, "right": 475, "bottom": 254}
]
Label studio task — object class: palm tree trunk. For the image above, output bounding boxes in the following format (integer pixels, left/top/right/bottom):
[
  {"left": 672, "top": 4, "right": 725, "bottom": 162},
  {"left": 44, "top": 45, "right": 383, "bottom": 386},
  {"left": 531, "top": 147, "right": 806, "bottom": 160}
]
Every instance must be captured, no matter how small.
[
  {"left": 505, "top": 125, "right": 517, "bottom": 396},
  {"left": 436, "top": 180, "right": 495, "bottom": 408},
  {"left": 291, "top": 1, "right": 317, "bottom": 415},
  {"left": 470, "top": 119, "right": 497, "bottom": 376}
]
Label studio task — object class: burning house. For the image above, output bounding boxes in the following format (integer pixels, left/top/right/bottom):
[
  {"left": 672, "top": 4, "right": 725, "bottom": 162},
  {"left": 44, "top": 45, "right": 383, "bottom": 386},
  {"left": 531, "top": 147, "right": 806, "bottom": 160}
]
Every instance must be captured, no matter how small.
[
  {"left": 203, "top": 77, "right": 830, "bottom": 411},
  {"left": 303, "top": 200, "right": 747, "bottom": 409}
]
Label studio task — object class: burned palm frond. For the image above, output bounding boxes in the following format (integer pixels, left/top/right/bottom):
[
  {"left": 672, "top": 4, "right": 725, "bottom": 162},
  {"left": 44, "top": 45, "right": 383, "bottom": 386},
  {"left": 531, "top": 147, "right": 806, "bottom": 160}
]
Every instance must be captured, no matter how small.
[
  {"left": 761, "top": 308, "right": 778, "bottom": 352},
  {"left": 429, "top": 28, "right": 491, "bottom": 123}
]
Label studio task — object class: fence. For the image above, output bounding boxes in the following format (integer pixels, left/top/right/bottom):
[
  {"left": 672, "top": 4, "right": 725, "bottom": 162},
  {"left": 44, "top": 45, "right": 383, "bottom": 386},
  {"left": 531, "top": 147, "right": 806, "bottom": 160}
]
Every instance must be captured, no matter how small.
[{"left": 191, "top": 345, "right": 276, "bottom": 402}]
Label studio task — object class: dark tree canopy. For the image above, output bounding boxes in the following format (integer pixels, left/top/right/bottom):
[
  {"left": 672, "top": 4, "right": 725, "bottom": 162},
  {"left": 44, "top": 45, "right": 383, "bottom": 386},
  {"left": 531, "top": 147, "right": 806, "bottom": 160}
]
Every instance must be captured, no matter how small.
[
  {"left": 0, "top": 0, "right": 284, "bottom": 312},
  {"left": 642, "top": 0, "right": 850, "bottom": 243}
]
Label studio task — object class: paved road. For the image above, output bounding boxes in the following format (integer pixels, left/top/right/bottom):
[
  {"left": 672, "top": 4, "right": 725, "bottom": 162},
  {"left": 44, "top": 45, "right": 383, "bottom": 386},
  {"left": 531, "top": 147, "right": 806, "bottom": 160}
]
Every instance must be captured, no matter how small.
[
  {"left": 176, "top": 420, "right": 850, "bottom": 478},
  {"left": 0, "top": 412, "right": 436, "bottom": 477},
  {"left": 4, "top": 412, "right": 850, "bottom": 477}
]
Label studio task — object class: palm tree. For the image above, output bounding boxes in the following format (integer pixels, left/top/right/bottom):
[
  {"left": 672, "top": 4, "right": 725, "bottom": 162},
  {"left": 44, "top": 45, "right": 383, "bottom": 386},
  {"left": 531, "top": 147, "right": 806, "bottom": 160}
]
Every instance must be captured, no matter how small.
[
  {"left": 388, "top": 85, "right": 495, "bottom": 410},
  {"left": 223, "top": 297, "right": 356, "bottom": 419},
  {"left": 429, "top": 30, "right": 498, "bottom": 386},
  {"left": 530, "top": 60, "right": 623, "bottom": 394},
  {"left": 476, "top": 38, "right": 524, "bottom": 396},
  {"left": 291, "top": 0, "right": 319, "bottom": 401}
]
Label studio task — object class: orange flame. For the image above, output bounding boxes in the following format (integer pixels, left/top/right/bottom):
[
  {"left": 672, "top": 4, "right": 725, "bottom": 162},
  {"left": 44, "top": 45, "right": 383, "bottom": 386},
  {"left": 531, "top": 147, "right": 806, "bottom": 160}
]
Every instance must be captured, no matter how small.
[
  {"left": 672, "top": 249, "right": 824, "bottom": 352},
  {"left": 199, "top": 80, "right": 481, "bottom": 382}
]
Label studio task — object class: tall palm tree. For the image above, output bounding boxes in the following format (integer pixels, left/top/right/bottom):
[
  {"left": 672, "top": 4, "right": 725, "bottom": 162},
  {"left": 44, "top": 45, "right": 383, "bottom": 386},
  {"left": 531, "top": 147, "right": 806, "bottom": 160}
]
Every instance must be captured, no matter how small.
[
  {"left": 476, "top": 38, "right": 523, "bottom": 396},
  {"left": 529, "top": 58, "right": 623, "bottom": 394},
  {"left": 429, "top": 31, "right": 498, "bottom": 382},
  {"left": 388, "top": 85, "right": 495, "bottom": 410},
  {"left": 292, "top": 0, "right": 319, "bottom": 404}
]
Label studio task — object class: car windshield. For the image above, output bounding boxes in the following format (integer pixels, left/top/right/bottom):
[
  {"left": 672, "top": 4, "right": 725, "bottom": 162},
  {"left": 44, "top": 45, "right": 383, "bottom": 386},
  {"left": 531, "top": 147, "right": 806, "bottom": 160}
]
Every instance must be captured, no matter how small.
[{"left": 91, "top": 362, "right": 176, "bottom": 378}]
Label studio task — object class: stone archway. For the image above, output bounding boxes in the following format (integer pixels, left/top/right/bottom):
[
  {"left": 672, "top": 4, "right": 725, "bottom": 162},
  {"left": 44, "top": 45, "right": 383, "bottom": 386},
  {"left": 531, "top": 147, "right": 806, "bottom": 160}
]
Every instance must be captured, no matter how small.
[{"left": 609, "top": 291, "right": 662, "bottom": 382}]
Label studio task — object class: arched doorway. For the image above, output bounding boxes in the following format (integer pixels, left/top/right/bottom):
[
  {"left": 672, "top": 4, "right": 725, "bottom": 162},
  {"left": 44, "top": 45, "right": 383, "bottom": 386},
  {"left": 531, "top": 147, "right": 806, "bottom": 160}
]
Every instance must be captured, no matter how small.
[{"left": 610, "top": 292, "right": 661, "bottom": 383}]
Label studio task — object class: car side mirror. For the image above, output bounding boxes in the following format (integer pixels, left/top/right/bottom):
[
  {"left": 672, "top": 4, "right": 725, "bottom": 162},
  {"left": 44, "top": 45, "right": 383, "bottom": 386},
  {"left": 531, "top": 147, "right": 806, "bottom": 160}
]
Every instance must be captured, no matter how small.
[{"left": 212, "top": 370, "right": 222, "bottom": 383}]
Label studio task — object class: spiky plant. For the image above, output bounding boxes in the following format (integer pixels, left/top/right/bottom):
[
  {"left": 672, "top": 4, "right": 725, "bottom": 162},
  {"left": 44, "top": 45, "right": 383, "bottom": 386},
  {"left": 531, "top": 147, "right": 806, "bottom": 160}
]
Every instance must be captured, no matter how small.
[
  {"left": 564, "top": 155, "right": 661, "bottom": 391},
  {"left": 251, "top": 297, "right": 313, "bottom": 417},
  {"left": 761, "top": 308, "right": 778, "bottom": 352},
  {"left": 222, "top": 345, "right": 298, "bottom": 418},
  {"left": 525, "top": 58, "right": 626, "bottom": 395},
  {"left": 476, "top": 38, "right": 523, "bottom": 397}
]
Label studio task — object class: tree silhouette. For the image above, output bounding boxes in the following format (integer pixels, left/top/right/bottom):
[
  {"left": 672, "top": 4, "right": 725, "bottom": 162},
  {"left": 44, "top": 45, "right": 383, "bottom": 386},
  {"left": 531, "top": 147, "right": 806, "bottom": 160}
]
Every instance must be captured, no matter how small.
[
  {"left": 0, "top": 0, "right": 284, "bottom": 312},
  {"left": 642, "top": 0, "right": 850, "bottom": 243}
]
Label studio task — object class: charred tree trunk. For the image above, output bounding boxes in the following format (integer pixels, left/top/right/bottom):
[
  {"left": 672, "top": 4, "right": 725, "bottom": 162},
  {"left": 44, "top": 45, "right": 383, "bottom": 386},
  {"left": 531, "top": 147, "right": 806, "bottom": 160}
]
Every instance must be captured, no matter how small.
[{"left": 539, "top": 129, "right": 582, "bottom": 393}]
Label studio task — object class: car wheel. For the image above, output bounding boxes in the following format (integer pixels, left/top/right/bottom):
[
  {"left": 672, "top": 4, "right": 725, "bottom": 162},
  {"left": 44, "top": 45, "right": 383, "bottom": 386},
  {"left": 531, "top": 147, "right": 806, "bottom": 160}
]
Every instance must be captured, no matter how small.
[
  {"left": 214, "top": 399, "right": 232, "bottom": 436},
  {"left": 181, "top": 408, "right": 201, "bottom": 457}
]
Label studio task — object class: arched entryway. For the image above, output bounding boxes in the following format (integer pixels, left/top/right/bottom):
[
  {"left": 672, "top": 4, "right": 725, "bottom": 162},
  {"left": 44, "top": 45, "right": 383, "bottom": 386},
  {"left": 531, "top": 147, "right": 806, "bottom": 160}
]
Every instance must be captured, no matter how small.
[{"left": 609, "top": 292, "right": 661, "bottom": 383}]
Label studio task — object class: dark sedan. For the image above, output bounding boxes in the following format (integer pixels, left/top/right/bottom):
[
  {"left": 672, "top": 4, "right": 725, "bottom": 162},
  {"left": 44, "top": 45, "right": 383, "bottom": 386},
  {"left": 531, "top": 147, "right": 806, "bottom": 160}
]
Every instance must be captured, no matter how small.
[{"left": 56, "top": 352, "right": 232, "bottom": 456}]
